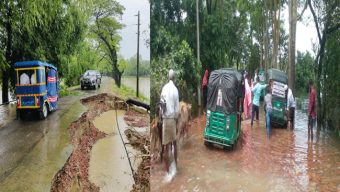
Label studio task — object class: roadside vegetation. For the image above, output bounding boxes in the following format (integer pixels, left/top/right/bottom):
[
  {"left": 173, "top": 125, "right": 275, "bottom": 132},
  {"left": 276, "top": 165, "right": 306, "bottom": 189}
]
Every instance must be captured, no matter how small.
[
  {"left": 151, "top": 0, "right": 339, "bottom": 133},
  {"left": 0, "top": 0, "right": 149, "bottom": 103}
]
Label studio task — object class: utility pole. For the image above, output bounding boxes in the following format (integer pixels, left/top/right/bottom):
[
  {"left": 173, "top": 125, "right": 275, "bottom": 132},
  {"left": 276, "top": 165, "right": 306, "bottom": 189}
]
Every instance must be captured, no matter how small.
[
  {"left": 196, "top": 0, "right": 201, "bottom": 115},
  {"left": 136, "top": 11, "right": 140, "bottom": 97}
]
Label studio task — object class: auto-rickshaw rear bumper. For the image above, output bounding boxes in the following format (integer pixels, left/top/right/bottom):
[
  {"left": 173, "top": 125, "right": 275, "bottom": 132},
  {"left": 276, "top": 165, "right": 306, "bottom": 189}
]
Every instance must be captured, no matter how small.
[{"left": 204, "top": 128, "right": 234, "bottom": 147}]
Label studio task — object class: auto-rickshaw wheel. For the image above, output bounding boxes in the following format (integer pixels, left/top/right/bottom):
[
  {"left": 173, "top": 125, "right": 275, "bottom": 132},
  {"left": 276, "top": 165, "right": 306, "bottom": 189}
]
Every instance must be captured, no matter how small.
[
  {"left": 18, "top": 110, "right": 26, "bottom": 120},
  {"left": 39, "top": 102, "right": 48, "bottom": 120},
  {"left": 204, "top": 141, "right": 211, "bottom": 147}
]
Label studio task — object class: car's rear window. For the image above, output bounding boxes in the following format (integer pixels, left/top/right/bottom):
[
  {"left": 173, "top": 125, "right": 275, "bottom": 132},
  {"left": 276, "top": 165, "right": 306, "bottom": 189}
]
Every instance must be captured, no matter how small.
[{"left": 85, "top": 71, "right": 96, "bottom": 76}]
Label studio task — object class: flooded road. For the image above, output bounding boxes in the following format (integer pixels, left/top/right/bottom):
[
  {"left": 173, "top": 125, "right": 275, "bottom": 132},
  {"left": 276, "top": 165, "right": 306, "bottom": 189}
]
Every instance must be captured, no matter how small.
[
  {"left": 151, "top": 107, "right": 340, "bottom": 191},
  {"left": 122, "top": 76, "right": 150, "bottom": 98},
  {"left": 0, "top": 77, "right": 115, "bottom": 191}
]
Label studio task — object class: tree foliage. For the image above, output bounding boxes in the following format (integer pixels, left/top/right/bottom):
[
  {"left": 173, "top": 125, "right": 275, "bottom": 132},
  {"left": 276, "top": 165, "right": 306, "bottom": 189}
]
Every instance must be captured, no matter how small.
[{"left": 0, "top": 0, "right": 124, "bottom": 103}]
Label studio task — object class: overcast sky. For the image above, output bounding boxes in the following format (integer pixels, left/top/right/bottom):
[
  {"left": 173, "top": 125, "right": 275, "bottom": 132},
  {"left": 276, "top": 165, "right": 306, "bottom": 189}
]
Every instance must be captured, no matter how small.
[
  {"left": 115, "top": 1, "right": 316, "bottom": 60},
  {"left": 117, "top": 0, "right": 150, "bottom": 60},
  {"left": 283, "top": 5, "right": 317, "bottom": 55}
]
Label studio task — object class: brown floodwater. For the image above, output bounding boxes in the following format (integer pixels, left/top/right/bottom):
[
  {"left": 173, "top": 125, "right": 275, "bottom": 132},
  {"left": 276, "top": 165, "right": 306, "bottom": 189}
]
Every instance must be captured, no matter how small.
[
  {"left": 90, "top": 110, "right": 142, "bottom": 191},
  {"left": 151, "top": 108, "right": 340, "bottom": 191}
]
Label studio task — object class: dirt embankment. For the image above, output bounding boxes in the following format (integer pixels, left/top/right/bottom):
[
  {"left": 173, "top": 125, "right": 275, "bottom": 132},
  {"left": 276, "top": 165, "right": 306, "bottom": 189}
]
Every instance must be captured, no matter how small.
[
  {"left": 50, "top": 93, "right": 150, "bottom": 192},
  {"left": 124, "top": 107, "right": 150, "bottom": 191}
]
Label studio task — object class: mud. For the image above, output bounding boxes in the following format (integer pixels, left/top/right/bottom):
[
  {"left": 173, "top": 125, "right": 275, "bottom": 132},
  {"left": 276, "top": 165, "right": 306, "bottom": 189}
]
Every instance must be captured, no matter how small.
[
  {"left": 124, "top": 107, "right": 150, "bottom": 192},
  {"left": 50, "top": 93, "right": 151, "bottom": 192},
  {"left": 50, "top": 93, "right": 128, "bottom": 192},
  {"left": 125, "top": 127, "right": 150, "bottom": 192},
  {"left": 124, "top": 109, "right": 149, "bottom": 128}
]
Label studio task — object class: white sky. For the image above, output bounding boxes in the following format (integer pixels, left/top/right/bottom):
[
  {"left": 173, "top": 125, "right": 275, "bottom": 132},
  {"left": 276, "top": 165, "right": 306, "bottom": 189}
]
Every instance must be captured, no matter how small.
[
  {"left": 283, "top": 4, "right": 318, "bottom": 55},
  {"left": 117, "top": 0, "right": 150, "bottom": 60},
  {"left": 115, "top": 1, "right": 316, "bottom": 60}
]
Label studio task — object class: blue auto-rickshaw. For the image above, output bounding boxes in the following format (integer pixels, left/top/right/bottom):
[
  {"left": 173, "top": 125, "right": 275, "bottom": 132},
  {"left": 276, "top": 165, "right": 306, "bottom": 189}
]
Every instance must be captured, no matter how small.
[{"left": 14, "top": 60, "right": 59, "bottom": 119}]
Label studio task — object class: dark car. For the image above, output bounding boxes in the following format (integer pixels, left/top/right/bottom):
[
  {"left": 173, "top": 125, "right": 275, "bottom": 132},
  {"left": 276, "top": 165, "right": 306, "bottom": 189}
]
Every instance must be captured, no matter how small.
[{"left": 80, "top": 70, "right": 101, "bottom": 90}]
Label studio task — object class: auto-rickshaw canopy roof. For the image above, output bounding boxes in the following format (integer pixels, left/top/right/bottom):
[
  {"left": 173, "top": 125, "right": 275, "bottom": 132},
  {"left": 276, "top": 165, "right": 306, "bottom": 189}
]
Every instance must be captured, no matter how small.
[
  {"left": 207, "top": 69, "right": 243, "bottom": 114},
  {"left": 266, "top": 68, "right": 288, "bottom": 84},
  {"left": 14, "top": 60, "right": 57, "bottom": 70}
]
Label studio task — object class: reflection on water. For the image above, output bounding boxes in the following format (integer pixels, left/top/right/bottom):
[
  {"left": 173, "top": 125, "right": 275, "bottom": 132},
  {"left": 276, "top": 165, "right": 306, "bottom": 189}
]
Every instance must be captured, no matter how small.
[
  {"left": 0, "top": 99, "right": 86, "bottom": 191},
  {"left": 122, "top": 76, "right": 150, "bottom": 98},
  {"left": 151, "top": 108, "right": 340, "bottom": 191},
  {"left": 89, "top": 110, "right": 134, "bottom": 191}
]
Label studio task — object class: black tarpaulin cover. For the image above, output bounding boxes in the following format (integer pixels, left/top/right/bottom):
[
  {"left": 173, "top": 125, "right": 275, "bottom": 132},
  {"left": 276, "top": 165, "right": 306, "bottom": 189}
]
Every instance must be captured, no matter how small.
[
  {"left": 267, "top": 68, "right": 288, "bottom": 84},
  {"left": 207, "top": 69, "right": 241, "bottom": 114}
]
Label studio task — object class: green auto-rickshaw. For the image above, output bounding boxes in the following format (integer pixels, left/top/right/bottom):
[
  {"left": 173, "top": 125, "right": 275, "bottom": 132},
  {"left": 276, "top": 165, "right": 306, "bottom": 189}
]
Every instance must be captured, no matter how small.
[
  {"left": 204, "top": 69, "right": 244, "bottom": 149},
  {"left": 267, "top": 68, "right": 288, "bottom": 127}
]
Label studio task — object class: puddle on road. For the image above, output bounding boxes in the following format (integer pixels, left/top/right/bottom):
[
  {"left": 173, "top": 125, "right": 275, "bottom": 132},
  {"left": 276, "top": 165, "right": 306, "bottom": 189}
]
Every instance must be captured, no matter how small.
[
  {"left": 0, "top": 100, "right": 86, "bottom": 191},
  {"left": 89, "top": 110, "right": 136, "bottom": 192},
  {"left": 0, "top": 103, "right": 16, "bottom": 129},
  {"left": 93, "top": 110, "right": 125, "bottom": 134}
]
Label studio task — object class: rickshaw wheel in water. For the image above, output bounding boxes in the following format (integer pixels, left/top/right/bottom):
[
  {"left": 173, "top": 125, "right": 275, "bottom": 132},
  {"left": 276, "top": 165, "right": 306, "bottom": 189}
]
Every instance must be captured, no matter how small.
[
  {"left": 19, "top": 111, "right": 26, "bottom": 120},
  {"left": 39, "top": 103, "right": 48, "bottom": 120},
  {"left": 204, "top": 141, "right": 211, "bottom": 147}
]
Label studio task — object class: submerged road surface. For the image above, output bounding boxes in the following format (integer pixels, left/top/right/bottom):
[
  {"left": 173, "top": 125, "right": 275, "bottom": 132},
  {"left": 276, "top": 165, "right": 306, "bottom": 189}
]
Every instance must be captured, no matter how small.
[
  {"left": 0, "top": 77, "right": 114, "bottom": 191},
  {"left": 151, "top": 108, "right": 340, "bottom": 191}
]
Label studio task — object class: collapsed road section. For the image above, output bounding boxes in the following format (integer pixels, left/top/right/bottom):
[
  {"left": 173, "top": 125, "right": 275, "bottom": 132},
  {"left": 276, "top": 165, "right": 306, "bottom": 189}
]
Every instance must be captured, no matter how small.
[{"left": 50, "top": 93, "right": 150, "bottom": 192}]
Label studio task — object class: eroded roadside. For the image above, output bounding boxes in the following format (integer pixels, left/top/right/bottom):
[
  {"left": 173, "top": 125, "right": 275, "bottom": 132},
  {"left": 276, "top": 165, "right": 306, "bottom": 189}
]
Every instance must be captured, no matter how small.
[{"left": 50, "top": 93, "right": 150, "bottom": 191}]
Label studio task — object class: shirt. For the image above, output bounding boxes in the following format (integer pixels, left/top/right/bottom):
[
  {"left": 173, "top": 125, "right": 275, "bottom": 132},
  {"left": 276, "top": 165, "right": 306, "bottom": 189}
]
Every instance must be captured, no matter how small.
[
  {"left": 264, "top": 93, "right": 272, "bottom": 110},
  {"left": 287, "top": 88, "right": 296, "bottom": 109},
  {"left": 308, "top": 86, "right": 316, "bottom": 118},
  {"left": 160, "top": 80, "right": 179, "bottom": 119},
  {"left": 31, "top": 74, "right": 36, "bottom": 84},
  {"left": 252, "top": 83, "right": 267, "bottom": 106},
  {"left": 20, "top": 73, "right": 30, "bottom": 84}
]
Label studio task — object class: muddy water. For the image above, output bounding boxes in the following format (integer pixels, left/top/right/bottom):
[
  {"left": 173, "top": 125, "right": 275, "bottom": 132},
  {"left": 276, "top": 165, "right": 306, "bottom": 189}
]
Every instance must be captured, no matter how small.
[
  {"left": 89, "top": 110, "right": 135, "bottom": 191},
  {"left": 0, "top": 98, "right": 86, "bottom": 191},
  {"left": 0, "top": 103, "right": 16, "bottom": 129},
  {"left": 151, "top": 108, "right": 340, "bottom": 191},
  {"left": 122, "top": 76, "right": 150, "bottom": 98}
]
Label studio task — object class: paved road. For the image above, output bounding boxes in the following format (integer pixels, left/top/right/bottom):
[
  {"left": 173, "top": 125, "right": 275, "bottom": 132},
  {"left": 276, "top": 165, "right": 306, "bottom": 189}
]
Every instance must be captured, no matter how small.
[{"left": 0, "top": 77, "right": 113, "bottom": 191}]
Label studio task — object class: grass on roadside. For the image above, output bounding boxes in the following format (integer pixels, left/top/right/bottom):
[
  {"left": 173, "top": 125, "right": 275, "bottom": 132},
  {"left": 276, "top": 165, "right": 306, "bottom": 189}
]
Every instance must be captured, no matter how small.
[
  {"left": 59, "top": 80, "right": 82, "bottom": 97},
  {"left": 112, "top": 84, "right": 149, "bottom": 104}
]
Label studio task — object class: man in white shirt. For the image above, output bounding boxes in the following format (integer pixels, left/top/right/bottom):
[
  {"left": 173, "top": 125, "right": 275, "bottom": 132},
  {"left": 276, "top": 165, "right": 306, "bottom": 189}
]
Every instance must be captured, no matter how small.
[
  {"left": 160, "top": 69, "right": 179, "bottom": 180},
  {"left": 285, "top": 85, "right": 296, "bottom": 129},
  {"left": 20, "top": 72, "right": 30, "bottom": 84}
]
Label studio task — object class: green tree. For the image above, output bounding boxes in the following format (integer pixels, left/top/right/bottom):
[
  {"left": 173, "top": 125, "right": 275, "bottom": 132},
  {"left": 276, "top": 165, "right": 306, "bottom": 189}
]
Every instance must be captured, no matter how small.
[
  {"left": 91, "top": 0, "right": 124, "bottom": 87},
  {"left": 0, "top": 0, "right": 88, "bottom": 103}
]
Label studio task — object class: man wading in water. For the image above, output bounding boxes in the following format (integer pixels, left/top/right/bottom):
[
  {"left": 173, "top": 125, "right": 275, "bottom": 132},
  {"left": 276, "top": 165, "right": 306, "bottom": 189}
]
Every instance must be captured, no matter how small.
[{"left": 160, "top": 69, "right": 179, "bottom": 182}]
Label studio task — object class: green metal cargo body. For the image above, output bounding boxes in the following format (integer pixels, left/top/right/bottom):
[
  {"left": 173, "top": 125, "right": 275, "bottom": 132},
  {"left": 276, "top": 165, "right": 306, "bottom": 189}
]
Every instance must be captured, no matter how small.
[
  {"left": 204, "top": 69, "right": 244, "bottom": 148},
  {"left": 266, "top": 68, "right": 288, "bottom": 127}
]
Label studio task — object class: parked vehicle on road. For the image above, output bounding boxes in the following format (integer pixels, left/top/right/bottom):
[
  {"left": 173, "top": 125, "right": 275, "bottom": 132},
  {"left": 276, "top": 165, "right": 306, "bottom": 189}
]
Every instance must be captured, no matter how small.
[
  {"left": 204, "top": 68, "right": 244, "bottom": 149},
  {"left": 266, "top": 68, "right": 288, "bottom": 127},
  {"left": 80, "top": 70, "right": 101, "bottom": 90},
  {"left": 14, "top": 60, "right": 59, "bottom": 119}
]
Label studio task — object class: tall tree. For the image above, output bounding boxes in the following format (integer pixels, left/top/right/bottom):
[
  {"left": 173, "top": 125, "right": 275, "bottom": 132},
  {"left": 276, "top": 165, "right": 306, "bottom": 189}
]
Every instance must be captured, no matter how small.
[
  {"left": 307, "top": 0, "right": 340, "bottom": 126},
  {"left": 91, "top": 0, "right": 124, "bottom": 87}
]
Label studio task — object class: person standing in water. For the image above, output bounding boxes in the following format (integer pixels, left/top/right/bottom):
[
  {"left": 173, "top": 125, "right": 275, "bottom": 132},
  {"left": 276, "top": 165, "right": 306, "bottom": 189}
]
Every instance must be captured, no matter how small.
[
  {"left": 264, "top": 86, "right": 272, "bottom": 139},
  {"left": 160, "top": 69, "right": 180, "bottom": 181},
  {"left": 308, "top": 80, "right": 316, "bottom": 139},
  {"left": 251, "top": 77, "right": 267, "bottom": 127}
]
